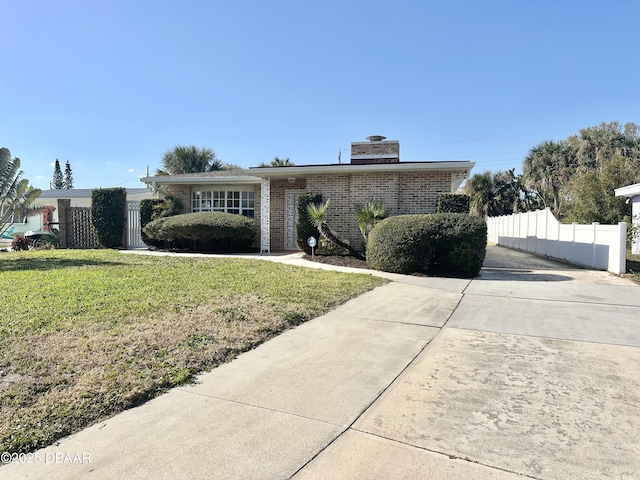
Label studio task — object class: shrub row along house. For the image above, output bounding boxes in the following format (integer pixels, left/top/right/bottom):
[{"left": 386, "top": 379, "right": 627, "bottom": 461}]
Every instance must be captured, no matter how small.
[{"left": 140, "top": 136, "right": 475, "bottom": 252}]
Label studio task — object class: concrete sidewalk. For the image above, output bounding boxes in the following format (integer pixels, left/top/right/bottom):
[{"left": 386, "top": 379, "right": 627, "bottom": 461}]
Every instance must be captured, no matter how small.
[{"left": 3, "top": 246, "right": 640, "bottom": 479}]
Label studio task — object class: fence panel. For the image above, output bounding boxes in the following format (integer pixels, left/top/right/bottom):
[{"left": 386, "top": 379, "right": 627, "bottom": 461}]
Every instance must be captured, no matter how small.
[
  {"left": 487, "top": 208, "right": 627, "bottom": 274},
  {"left": 69, "top": 207, "right": 101, "bottom": 249}
]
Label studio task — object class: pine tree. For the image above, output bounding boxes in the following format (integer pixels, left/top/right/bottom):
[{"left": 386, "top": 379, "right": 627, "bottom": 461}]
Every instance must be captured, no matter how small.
[
  {"left": 63, "top": 161, "right": 74, "bottom": 189},
  {"left": 52, "top": 159, "right": 64, "bottom": 189}
]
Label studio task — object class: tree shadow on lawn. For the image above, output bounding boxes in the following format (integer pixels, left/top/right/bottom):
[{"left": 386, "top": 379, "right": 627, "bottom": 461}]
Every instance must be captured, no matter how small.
[{"left": 0, "top": 257, "right": 129, "bottom": 272}]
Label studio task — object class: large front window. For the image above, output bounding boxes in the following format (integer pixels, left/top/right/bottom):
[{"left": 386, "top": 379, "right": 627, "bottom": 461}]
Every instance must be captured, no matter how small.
[
  {"left": 192, "top": 190, "right": 255, "bottom": 218},
  {"left": 0, "top": 207, "right": 27, "bottom": 224}
]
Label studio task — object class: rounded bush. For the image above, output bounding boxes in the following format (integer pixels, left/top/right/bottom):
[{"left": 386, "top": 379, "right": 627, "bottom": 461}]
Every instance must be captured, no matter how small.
[
  {"left": 366, "top": 215, "right": 434, "bottom": 274},
  {"left": 427, "top": 213, "right": 487, "bottom": 276},
  {"left": 142, "top": 212, "right": 257, "bottom": 252},
  {"left": 366, "top": 213, "right": 487, "bottom": 277}
]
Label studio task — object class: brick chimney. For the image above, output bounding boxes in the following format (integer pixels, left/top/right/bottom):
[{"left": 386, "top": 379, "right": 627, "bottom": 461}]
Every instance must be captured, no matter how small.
[{"left": 350, "top": 135, "right": 400, "bottom": 164}]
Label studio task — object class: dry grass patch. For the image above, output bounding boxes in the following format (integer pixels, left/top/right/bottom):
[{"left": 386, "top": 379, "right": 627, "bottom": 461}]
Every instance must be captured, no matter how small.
[
  {"left": 626, "top": 252, "right": 640, "bottom": 284},
  {"left": 0, "top": 250, "right": 386, "bottom": 453}
]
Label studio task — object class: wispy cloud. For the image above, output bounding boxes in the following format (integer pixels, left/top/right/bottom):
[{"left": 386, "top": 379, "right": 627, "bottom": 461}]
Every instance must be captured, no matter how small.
[
  {"left": 128, "top": 168, "right": 135, "bottom": 173},
  {"left": 34, "top": 175, "right": 44, "bottom": 180}
]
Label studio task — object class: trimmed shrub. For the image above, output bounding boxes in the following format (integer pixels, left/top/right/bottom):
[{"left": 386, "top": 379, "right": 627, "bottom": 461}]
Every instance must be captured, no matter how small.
[
  {"left": 296, "top": 193, "right": 322, "bottom": 254},
  {"left": 142, "top": 212, "right": 257, "bottom": 252},
  {"left": 140, "top": 199, "right": 162, "bottom": 247},
  {"left": 91, "top": 188, "right": 126, "bottom": 248},
  {"left": 428, "top": 213, "right": 487, "bottom": 276},
  {"left": 140, "top": 197, "right": 183, "bottom": 246},
  {"left": 366, "top": 213, "right": 487, "bottom": 277},
  {"left": 437, "top": 193, "right": 470, "bottom": 214},
  {"left": 366, "top": 215, "right": 434, "bottom": 274}
]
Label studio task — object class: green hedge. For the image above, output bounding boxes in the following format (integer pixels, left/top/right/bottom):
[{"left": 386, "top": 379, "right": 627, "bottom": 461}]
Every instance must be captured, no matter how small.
[
  {"left": 366, "top": 213, "right": 487, "bottom": 277},
  {"left": 142, "top": 211, "right": 257, "bottom": 252},
  {"left": 436, "top": 193, "right": 470, "bottom": 213},
  {"left": 91, "top": 188, "right": 126, "bottom": 248},
  {"left": 296, "top": 193, "right": 322, "bottom": 254},
  {"left": 140, "top": 199, "right": 162, "bottom": 247},
  {"left": 140, "top": 197, "right": 183, "bottom": 246}
]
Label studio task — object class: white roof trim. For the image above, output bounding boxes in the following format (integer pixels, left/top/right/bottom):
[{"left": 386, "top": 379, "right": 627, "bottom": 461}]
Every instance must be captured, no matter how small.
[
  {"left": 615, "top": 183, "right": 640, "bottom": 198},
  {"left": 140, "top": 175, "right": 262, "bottom": 186},
  {"left": 140, "top": 161, "right": 475, "bottom": 185},
  {"left": 249, "top": 161, "right": 474, "bottom": 178}
]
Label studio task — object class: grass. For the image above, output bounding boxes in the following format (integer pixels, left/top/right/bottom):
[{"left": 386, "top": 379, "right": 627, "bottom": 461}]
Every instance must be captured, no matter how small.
[{"left": 0, "top": 249, "right": 386, "bottom": 454}]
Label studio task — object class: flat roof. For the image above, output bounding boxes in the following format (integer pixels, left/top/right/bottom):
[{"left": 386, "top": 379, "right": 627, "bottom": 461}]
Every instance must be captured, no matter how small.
[
  {"left": 38, "top": 188, "right": 150, "bottom": 198},
  {"left": 139, "top": 161, "right": 475, "bottom": 191}
]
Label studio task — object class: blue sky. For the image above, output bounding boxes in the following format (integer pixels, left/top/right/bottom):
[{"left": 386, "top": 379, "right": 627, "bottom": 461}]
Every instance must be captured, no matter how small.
[{"left": 2, "top": 0, "right": 639, "bottom": 190}]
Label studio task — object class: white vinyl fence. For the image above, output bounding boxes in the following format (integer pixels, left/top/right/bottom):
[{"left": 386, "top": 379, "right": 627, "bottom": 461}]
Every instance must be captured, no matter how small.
[{"left": 487, "top": 208, "right": 627, "bottom": 274}]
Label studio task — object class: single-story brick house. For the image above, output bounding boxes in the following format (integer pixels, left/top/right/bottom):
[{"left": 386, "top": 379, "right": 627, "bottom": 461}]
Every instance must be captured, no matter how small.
[{"left": 140, "top": 136, "right": 475, "bottom": 252}]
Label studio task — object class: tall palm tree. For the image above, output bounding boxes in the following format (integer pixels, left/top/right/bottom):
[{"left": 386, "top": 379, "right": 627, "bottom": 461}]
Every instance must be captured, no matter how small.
[
  {"left": 522, "top": 140, "right": 577, "bottom": 217},
  {"left": 1, "top": 147, "right": 42, "bottom": 237},
  {"left": 156, "top": 146, "right": 221, "bottom": 175},
  {"left": 306, "top": 200, "right": 365, "bottom": 260}
]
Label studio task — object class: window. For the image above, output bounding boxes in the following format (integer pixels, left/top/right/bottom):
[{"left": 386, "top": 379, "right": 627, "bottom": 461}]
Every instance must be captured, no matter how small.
[
  {"left": 0, "top": 207, "right": 27, "bottom": 224},
  {"left": 192, "top": 190, "right": 255, "bottom": 218}
]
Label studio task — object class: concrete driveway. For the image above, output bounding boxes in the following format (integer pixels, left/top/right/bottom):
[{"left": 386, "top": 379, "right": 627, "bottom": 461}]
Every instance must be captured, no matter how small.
[
  {"left": 3, "top": 246, "right": 639, "bottom": 479},
  {"left": 301, "top": 247, "right": 640, "bottom": 480}
]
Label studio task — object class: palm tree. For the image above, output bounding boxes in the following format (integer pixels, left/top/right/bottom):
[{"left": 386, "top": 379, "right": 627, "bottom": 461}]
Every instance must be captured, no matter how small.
[
  {"left": 522, "top": 140, "right": 577, "bottom": 217},
  {"left": 464, "top": 169, "right": 525, "bottom": 217},
  {"left": 156, "top": 146, "right": 221, "bottom": 175},
  {"left": 259, "top": 157, "right": 294, "bottom": 167},
  {"left": 464, "top": 171, "right": 495, "bottom": 216},
  {"left": 306, "top": 200, "right": 365, "bottom": 260},
  {"left": 1, "top": 147, "right": 42, "bottom": 238},
  {"left": 356, "top": 199, "right": 388, "bottom": 242}
]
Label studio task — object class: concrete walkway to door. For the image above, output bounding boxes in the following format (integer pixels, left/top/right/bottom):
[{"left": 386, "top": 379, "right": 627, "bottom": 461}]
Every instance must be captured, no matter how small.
[{"left": 3, "top": 245, "right": 640, "bottom": 480}]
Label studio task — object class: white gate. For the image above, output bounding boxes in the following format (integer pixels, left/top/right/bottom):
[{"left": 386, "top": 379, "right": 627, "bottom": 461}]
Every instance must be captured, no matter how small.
[{"left": 127, "top": 201, "right": 146, "bottom": 248}]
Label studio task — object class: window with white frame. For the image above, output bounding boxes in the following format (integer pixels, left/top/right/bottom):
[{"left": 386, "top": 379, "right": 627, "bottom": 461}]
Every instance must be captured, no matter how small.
[
  {"left": 192, "top": 190, "right": 255, "bottom": 218},
  {"left": 0, "top": 207, "right": 27, "bottom": 224}
]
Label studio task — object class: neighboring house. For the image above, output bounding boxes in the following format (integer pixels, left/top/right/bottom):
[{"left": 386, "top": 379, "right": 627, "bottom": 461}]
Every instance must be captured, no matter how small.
[
  {"left": 6, "top": 188, "right": 156, "bottom": 237},
  {"left": 141, "top": 136, "right": 474, "bottom": 252},
  {"left": 615, "top": 182, "right": 640, "bottom": 254}
]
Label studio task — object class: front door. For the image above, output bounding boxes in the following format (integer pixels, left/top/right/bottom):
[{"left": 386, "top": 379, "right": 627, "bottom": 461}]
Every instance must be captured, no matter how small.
[{"left": 284, "top": 190, "right": 304, "bottom": 250}]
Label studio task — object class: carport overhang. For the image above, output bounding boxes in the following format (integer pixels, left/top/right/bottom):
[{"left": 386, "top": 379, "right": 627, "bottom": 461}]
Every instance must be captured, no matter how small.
[
  {"left": 615, "top": 183, "right": 640, "bottom": 199},
  {"left": 615, "top": 182, "right": 640, "bottom": 255}
]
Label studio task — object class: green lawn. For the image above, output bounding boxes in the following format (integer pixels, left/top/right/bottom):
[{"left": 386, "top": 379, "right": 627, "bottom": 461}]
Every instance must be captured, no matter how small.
[{"left": 0, "top": 250, "right": 386, "bottom": 454}]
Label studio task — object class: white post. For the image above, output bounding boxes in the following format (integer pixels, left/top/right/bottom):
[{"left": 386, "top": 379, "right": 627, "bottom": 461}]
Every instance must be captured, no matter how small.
[
  {"left": 260, "top": 177, "right": 270, "bottom": 253},
  {"left": 612, "top": 222, "right": 627, "bottom": 274},
  {"left": 591, "top": 222, "right": 599, "bottom": 268}
]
